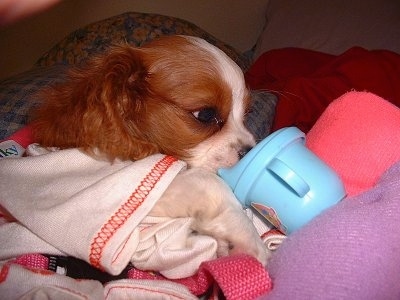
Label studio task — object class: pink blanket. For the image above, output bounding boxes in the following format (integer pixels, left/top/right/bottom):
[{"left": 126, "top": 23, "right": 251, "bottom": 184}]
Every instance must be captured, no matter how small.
[{"left": 306, "top": 91, "right": 400, "bottom": 197}]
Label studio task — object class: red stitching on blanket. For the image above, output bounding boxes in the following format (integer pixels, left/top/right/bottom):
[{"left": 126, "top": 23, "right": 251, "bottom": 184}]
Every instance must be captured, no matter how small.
[
  {"left": 0, "top": 264, "right": 10, "bottom": 283},
  {"left": 89, "top": 155, "right": 178, "bottom": 270}
]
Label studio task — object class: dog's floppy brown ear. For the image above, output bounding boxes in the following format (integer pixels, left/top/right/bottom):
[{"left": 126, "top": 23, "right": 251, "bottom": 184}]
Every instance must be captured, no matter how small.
[{"left": 32, "top": 44, "right": 159, "bottom": 161}]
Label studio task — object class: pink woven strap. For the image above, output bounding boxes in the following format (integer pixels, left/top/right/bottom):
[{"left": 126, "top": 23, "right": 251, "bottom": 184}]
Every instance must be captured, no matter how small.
[
  {"left": 200, "top": 254, "right": 272, "bottom": 300},
  {"left": 13, "top": 253, "right": 272, "bottom": 298},
  {"left": 129, "top": 254, "right": 272, "bottom": 299},
  {"left": 14, "top": 254, "right": 49, "bottom": 270}
]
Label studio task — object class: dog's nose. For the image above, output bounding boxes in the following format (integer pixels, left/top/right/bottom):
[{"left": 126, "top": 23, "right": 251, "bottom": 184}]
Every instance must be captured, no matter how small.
[{"left": 239, "top": 146, "right": 253, "bottom": 159}]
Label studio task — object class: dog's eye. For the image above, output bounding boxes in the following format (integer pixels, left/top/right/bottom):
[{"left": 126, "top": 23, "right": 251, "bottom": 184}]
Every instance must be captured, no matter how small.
[
  {"left": 192, "top": 107, "right": 223, "bottom": 127},
  {"left": 193, "top": 107, "right": 216, "bottom": 123}
]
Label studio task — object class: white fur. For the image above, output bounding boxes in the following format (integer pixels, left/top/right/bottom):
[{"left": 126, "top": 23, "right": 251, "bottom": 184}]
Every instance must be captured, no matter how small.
[
  {"left": 183, "top": 36, "right": 256, "bottom": 171},
  {"left": 150, "top": 37, "right": 268, "bottom": 265}
]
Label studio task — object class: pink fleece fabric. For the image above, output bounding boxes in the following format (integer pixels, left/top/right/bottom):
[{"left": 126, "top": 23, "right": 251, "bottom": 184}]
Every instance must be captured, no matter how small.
[{"left": 306, "top": 91, "right": 400, "bottom": 197}]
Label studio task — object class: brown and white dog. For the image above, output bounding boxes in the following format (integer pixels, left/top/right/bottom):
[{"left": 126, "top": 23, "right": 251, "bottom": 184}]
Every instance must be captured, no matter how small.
[{"left": 32, "top": 35, "right": 269, "bottom": 265}]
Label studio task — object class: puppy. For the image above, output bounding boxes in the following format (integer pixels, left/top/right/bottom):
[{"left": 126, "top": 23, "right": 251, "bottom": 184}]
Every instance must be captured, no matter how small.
[{"left": 32, "top": 35, "right": 269, "bottom": 264}]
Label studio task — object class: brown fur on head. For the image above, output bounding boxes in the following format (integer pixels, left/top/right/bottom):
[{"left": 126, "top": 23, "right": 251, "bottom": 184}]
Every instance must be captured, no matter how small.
[{"left": 32, "top": 35, "right": 254, "bottom": 169}]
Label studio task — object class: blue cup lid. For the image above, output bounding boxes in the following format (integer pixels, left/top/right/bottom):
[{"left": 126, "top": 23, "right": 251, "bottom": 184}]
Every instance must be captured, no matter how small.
[{"left": 233, "top": 127, "right": 305, "bottom": 202}]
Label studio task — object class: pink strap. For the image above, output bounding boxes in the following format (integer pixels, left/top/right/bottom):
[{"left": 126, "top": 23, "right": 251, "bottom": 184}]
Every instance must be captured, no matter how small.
[
  {"left": 13, "top": 254, "right": 272, "bottom": 300},
  {"left": 129, "top": 254, "right": 272, "bottom": 299},
  {"left": 14, "top": 253, "right": 272, "bottom": 298},
  {"left": 14, "top": 254, "right": 49, "bottom": 270},
  {"left": 200, "top": 254, "right": 272, "bottom": 299}
]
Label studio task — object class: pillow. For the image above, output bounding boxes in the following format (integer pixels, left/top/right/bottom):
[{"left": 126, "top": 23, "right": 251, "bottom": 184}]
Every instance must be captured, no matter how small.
[
  {"left": 246, "top": 90, "right": 277, "bottom": 141},
  {"left": 0, "top": 65, "right": 277, "bottom": 142},
  {"left": 253, "top": 0, "right": 400, "bottom": 60},
  {"left": 35, "top": 12, "right": 251, "bottom": 71},
  {"left": 0, "top": 65, "right": 69, "bottom": 140}
]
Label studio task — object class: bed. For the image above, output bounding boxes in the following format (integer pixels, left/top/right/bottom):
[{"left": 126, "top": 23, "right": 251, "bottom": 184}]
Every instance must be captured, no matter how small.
[{"left": 1, "top": 0, "right": 400, "bottom": 299}]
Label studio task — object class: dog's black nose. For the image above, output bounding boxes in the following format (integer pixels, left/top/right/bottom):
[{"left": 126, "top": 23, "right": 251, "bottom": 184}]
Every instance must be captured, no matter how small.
[{"left": 239, "top": 146, "right": 252, "bottom": 159}]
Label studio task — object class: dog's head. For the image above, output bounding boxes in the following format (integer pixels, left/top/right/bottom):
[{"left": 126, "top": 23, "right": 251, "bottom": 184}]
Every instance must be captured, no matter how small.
[{"left": 32, "top": 35, "right": 255, "bottom": 171}]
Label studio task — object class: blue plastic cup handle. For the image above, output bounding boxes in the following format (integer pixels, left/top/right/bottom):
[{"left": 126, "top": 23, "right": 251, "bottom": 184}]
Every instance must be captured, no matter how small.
[{"left": 267, "top": 158, "right": 310, "bottom": 197}]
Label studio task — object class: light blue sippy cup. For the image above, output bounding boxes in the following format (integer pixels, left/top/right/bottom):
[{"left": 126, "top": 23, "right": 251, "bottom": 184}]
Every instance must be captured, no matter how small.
[{"left": 218, "top": 127, "right": 346, "bottom": 234}]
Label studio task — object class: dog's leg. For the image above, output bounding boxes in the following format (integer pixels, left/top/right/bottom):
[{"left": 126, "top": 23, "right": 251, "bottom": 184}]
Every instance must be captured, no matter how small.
[{"left": 149, "top": 168, "right": 270, "bottom": 265}]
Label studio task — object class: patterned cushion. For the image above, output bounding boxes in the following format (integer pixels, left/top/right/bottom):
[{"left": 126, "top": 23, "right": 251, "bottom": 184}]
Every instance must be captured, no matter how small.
[
  {"left": 0, "top": 65, "right": 68, "bottom": 139},
  {"left": 246, "top": 90, "right": 277, "bottom": 141},
  {"left": 35, "top": 12, "right": 250, "bottom": 71}
]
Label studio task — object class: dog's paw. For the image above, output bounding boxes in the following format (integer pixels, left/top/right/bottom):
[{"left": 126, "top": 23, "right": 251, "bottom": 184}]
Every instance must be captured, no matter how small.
[
  {"left": 150, "top": 168, "right": 270, "bottom": 265},
  {"left": 192, "top": 203, "right": 270, "bottom": 266}
]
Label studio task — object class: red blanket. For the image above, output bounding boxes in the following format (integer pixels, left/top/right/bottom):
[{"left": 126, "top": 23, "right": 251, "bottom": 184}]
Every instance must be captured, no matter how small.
[{"left": 245, "top": 47, "right": 400, "bottom": 132}]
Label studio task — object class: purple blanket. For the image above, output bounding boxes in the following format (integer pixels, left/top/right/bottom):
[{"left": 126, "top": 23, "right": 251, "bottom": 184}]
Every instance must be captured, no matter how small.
[{"left": 262, "top": 160, "right": 400, "bottom": 299}]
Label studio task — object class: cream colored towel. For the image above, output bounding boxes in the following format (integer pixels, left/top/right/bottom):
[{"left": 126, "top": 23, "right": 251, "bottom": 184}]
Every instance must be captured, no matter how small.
[{"left": 306, "top": 91, "right": 400, "bottom": 197}]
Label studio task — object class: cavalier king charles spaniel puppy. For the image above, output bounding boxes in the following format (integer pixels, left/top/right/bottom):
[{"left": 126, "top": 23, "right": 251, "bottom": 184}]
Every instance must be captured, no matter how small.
[{"left": 32, "top": 35, "right": 269, "bottom": 265}]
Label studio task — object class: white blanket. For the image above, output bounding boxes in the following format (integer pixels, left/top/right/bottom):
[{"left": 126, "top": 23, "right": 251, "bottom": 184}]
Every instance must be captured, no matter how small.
[
  {"left": 0, "top": 145, "right": 217, "bottom": 298},
  {"left": 0, "top": 143, "right": 283, "bottom": 299}
]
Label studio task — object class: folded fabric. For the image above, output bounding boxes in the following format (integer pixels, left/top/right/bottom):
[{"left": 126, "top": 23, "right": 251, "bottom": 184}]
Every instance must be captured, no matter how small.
[
  {"left": 306, "top": 91, "right": 400, "bottom": 197},
  {"left": 262, "top": 159, "right": 400, "bottom": 299},
  {"left": 133, "top": 216, "right": 218, "bottom": 279},
  {"left": 245, "top": 47, "right": 400, "bottom": 133},
  {"left": 0, "top": 147, "right": 188, "bottom": 276}
]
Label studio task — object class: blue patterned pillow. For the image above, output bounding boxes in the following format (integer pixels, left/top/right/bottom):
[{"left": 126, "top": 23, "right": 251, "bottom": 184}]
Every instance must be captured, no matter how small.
[
  {"left": 246, "top": 90, "right": 277, "bottom": 142},
  {"left": 0, "top": 65, "right": 68, "bottom": 139},
  {"left": 36, "top": 12, "right": 250, "bottom": 71}
]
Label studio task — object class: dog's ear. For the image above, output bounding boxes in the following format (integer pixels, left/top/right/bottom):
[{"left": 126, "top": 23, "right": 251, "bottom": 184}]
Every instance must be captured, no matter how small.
[{"left": 32, "top": 44, "right": 160, "bottom": 161}]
